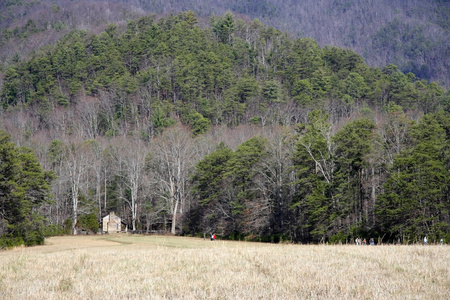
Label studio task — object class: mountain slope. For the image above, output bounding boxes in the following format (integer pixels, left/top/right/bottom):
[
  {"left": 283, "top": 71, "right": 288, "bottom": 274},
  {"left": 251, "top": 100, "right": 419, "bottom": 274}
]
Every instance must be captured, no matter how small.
[
  {"left": 0, "top": 0, "right": 449, "bottom": 86},
  {"left": 0, "top": 11, "right": 449, "bottom": 245}
]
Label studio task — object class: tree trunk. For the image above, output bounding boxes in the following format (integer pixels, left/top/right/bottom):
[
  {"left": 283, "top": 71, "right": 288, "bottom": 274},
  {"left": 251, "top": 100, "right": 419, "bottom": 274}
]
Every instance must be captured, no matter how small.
[{"left": 171, "top": 197, "right": 178, "bottom": 234}]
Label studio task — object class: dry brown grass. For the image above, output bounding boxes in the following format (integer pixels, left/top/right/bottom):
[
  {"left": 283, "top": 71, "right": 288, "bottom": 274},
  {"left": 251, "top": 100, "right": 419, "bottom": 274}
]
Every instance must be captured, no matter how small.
[{"left": 1, "top": 235, "right": 449, "bottom": 299}]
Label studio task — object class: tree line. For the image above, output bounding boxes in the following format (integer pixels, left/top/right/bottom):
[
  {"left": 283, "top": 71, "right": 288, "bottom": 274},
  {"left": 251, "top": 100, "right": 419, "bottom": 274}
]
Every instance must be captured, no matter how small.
[{"left": 0, "top": 12, "right": 449, "bottom": 247}]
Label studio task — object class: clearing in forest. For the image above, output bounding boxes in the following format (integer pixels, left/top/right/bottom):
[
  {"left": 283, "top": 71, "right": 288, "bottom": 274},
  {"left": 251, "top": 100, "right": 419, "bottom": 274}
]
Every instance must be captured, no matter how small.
[{"left": 0, "top": 235, "right": 449, "bottom": 299}]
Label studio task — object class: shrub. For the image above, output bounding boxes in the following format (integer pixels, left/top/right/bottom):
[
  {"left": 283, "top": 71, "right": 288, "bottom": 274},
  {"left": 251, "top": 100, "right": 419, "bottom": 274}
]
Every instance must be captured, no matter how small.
[{"left": 329, "top": 231, "right": 347, "bottom": 244}]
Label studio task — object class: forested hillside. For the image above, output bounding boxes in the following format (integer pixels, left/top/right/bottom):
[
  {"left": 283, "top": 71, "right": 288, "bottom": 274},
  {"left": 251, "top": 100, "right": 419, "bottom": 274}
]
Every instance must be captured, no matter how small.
[
  {"left": 0, "top": 11, "right": 449, "bottom": 246},
  {"left": 1, "top": 0, "right": 449, "bottom": 86}
]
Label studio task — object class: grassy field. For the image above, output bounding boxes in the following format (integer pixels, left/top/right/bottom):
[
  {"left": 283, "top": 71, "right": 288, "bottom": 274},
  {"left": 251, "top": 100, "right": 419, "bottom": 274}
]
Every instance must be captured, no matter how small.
[{"left": 0, "top": 235, "right": 449, "bottom": 299}]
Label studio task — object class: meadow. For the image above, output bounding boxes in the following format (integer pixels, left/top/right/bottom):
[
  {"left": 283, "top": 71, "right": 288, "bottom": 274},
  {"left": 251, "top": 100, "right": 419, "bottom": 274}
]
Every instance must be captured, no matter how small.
[{"left": 0, "top": 235, "right": 449, "bottom": 299}]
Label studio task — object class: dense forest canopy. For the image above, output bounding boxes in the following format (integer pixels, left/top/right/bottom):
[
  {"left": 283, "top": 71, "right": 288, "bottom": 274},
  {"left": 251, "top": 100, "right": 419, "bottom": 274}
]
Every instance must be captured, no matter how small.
[
  {"left": 0, "top": 130, "right": 54, "bottom": 247},
  {"left": 0, "top": 0, "right": 449, "bottom": 86},
  {"left": 0, "top": 10, "right": 449, "bottom": 247}
]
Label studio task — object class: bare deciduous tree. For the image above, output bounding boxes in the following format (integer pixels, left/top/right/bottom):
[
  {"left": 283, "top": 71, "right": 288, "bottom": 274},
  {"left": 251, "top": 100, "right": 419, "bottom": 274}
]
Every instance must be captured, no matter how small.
[
  {"left": 110, "top": 136, "right": 149, "bottom": 231},
  {"left": 62, "top": 135, "right": 94, "bottom": 234},
  {"left": 150, "top": 124, "right": 195, "bottom": 234},
  {"left": 252, "top": 127, "right": 296, "bottom": 234}
]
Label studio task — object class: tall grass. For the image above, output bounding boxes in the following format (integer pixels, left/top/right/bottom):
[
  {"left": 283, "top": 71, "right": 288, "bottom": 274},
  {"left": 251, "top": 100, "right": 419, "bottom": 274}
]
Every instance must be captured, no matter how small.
[{"left": 1, "top": 235, "right": 449, "bottom": 299}]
